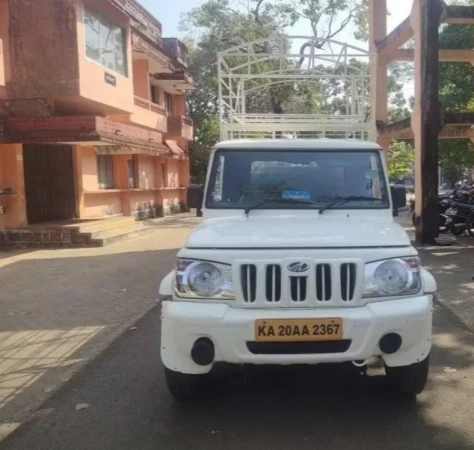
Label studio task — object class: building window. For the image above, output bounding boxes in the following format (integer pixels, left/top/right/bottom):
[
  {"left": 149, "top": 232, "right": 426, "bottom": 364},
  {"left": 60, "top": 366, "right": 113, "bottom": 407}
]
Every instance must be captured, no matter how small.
[
  {"left": 164, "top": 92, "right": 173, "bottom": 116},
  {"left": 128, "top": 156, "right": 138, "bottom": 188},
  {"left": 150, "top": 85, "right": 158, "bottom": 104},
  {"left": 97, "top": 155, "right": 114, "bottom": 189},
  {"left": 84, "top": 7, "right": 128, "bottom": 76}
]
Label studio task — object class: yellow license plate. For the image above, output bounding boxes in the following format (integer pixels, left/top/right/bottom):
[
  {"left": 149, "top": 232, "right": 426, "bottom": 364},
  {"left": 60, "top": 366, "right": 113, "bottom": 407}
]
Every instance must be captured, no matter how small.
[{"left": 255, "top": 318, "right": 343, "bottom": 342}]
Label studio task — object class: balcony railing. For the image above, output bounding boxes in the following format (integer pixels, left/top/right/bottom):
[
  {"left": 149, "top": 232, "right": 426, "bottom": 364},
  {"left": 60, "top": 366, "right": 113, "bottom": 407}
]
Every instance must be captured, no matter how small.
[
  {"left": 132, "top": 96, "right": 167, "bottom": 132},
  {"left": 167, "top": 116, "right": 193, "bottom": 141},
  {"left": 162, "top": 38, "right": 189, "bottom": 68},
  {"left": 134, "top": 96, "right": 167, "bottom": 115}
]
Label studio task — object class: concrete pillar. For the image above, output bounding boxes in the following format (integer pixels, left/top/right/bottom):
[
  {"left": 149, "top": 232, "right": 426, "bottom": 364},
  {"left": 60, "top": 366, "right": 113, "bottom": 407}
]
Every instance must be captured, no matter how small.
[
  {"left": 163, "top": 158, "right": 169, "bottom": 188},
  {"left": 378, "top": 137, "right": 392, "bottom": 162},
  {"left": 411, "top": 0, "right": 443, "bottom": 245},
  {"left": 72, "top": 146, "right": 84, "bottom": 218},
  {"left": 369, "top": 0, "right": 389, "bottom": 132},
  {"left": 178, "top": 157, "right": 190, "bottom": 205},
  {"left": 153, "top": 156, "right": 165, "bottom": 212}
]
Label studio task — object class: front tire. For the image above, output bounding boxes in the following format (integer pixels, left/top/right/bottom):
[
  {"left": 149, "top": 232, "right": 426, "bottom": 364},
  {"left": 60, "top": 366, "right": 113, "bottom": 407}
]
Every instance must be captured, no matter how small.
[
  {"left": 164, "top": 367, "right": 206, "bottom": 401},
  {"left": 385, "top": 355, "right": 430, "bottom": 398},
  {"left": 451, "top": 225, "right": 465, "bottom": 237}
]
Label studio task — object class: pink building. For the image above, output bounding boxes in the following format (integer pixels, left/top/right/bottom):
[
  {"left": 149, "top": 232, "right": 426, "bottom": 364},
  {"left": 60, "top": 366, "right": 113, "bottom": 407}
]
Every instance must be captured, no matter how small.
[{"left": 0, "top": 0, "right": 194, "bottom": 244}]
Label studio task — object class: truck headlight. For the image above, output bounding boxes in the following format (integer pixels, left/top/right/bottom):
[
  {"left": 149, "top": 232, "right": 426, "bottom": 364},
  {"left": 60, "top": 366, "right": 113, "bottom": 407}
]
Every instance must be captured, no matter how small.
[
  {"left": 363, "top": 257, "right": 421, "bottom": 298},
  {"left": 175, "top": 259, "right": 234, "bottom": 299}
]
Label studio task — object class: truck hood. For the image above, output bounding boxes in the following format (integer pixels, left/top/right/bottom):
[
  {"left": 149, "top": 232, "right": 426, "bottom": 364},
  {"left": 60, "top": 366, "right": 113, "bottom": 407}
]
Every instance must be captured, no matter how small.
[{"left": 186, "top": 215, "right": 410, "bottom": 249}]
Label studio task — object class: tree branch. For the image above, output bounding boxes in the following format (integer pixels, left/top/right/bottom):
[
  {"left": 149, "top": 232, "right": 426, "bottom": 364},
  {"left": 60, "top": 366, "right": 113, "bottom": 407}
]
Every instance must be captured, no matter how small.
[
  {"left": 254, "top": 0, "right": 265, "bottom": 25},
  {"left": 326, "top": 7, "right": 357, "bottom": 40}
]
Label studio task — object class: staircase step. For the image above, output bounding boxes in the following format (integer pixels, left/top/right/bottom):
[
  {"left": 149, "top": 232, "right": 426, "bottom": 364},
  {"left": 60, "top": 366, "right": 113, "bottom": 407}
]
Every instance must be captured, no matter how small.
[
  {"left": 89, "top": 224, "right": 156, "bottom": 247},
  {"left": 75, "top": 217, "right": 136, "bottom": 234},
  {"left": 89, "top": 222, "right": 146, "bottom": 239}
]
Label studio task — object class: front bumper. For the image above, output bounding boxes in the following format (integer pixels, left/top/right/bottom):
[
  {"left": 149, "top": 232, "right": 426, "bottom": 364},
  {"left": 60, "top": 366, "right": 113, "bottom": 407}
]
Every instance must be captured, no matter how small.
[{"left": 160, "top": 296, "right": 433, "bottom": 375}]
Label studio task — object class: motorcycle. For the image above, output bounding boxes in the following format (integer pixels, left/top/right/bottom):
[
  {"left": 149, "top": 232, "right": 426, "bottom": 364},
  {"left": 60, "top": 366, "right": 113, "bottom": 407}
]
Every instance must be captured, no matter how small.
[{"left": 445, "top": 202, "right": 474, "bottom": 237}]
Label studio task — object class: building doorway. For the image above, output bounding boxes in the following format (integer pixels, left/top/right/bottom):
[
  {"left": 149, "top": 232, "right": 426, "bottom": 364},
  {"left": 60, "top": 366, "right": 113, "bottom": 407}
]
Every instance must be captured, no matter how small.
[{"left": 23, "top": 144, "right": 76, "bottom": 224}]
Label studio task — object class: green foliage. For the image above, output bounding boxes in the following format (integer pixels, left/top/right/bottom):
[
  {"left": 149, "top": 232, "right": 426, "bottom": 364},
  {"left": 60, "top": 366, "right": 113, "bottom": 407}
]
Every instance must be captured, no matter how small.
[
  {"left": 437, "top": 24, "right": 474, "bottom": 177},
  {"left": 438, "top": 140, "right": 474, "bottom": 185},
  {"left": 439, "top": 25, "right": 474, "bottom": 112},
  {"left": 189, "top": 142, "right": 212, "bottom": 185},
  {"left": 388, "top": 141, "right": 414, "bottom": 181}
]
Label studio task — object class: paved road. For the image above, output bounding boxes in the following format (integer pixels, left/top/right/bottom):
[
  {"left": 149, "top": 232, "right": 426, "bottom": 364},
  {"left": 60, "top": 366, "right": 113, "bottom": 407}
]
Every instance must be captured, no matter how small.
[{"left": 1, "top": 302, "right": 474, "bottom": 450}]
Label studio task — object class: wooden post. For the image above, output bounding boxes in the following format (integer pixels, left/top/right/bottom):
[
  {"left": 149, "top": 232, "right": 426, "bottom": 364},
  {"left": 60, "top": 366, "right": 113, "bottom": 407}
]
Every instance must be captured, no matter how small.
[
  {"left": 411, "top": 0, "right": 443, "bottom": 245},
  {"left": 369, "top": 0, "right": 389, "bottom": 129}
]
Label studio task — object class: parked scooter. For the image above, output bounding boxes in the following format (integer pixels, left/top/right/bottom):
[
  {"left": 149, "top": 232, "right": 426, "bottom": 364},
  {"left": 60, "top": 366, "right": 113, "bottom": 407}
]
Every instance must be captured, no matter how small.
[
  {"left": 442, "top": 181, "right": 474, "bottom": 236},
  {"left": 445, "top": 202, "right": 474, "bottom": 237}
]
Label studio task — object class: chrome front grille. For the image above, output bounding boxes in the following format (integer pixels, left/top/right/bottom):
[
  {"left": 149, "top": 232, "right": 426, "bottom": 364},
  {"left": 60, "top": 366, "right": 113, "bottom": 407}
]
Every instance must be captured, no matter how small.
[
  {"left": 316, "top": 264, "right": 331, "bottom": 301},
  {"left": 236, "top": 259, "right": 362, "bottom": 307},
  {"left": 290, "top": 276, "right": 307, "bottom": 302},
  {"left": 241, "top": 264, "right": 257, "bottom": 303},
  {"left": 265, "top": 264, "right": 281, "bottom": 302},
  {"left": 340, "top": 263, "right": 357, "bottom": 301}
]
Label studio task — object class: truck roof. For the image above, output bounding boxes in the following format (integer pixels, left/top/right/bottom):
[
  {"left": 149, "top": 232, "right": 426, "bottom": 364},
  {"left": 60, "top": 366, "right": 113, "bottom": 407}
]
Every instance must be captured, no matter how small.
[{"left": 214, "top": 139, "right": 382, "bottom": 150}]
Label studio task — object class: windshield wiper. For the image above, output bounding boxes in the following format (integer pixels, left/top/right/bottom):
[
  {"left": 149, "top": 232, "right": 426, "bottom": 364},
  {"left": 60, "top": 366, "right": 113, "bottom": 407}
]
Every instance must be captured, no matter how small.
[
  {"left": 244, "top": 198, "right": 318, "bottom": 216},
  {"left": 318, "top": 196, "right": 382, "bottom": 215}
]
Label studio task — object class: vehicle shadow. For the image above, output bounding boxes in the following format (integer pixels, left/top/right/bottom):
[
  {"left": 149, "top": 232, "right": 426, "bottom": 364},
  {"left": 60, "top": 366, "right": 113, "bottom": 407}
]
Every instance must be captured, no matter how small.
[{"left": 163, "top": 362, "right": 473, "bottom": 450}]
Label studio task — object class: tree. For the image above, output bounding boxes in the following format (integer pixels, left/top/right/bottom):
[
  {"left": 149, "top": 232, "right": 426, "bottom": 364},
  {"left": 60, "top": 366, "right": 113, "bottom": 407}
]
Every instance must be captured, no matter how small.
[
  {"left": 181, "top": 0, "right": 292, "bottom": 179},
  {"left": 438, "top": 140, "right": 474, "bottom": 186},
  {"left": 388, "top": 141, "right": 414, "bottom": 181},
  {"left": 181, "top": 0, "right": 411, "bottom": 180},
  {"left": 437, "top": 23, "right": 474, "bottom": 179}
]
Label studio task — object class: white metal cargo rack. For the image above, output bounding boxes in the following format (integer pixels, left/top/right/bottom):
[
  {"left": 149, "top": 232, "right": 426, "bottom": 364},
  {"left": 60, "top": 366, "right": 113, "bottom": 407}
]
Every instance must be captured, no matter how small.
[{"left": 217, "top": 36, "right": 376, "bottom": 142}]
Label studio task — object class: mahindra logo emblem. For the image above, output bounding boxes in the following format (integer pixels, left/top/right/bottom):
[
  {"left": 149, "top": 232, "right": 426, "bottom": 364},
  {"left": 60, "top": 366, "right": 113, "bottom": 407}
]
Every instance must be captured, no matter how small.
[{"left": 287, "top": 262, "right": 309, "bottom": 273}]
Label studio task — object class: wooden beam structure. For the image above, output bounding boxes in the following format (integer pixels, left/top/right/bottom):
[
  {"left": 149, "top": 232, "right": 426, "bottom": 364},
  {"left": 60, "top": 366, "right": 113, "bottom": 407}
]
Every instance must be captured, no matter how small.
[
  {"left": 390, "top": 48, "right": 474, "bottom": 63},
  {"left": 412, "top": 0, "right": 444, "bottom": 245},
  {"left": 370, "top": 0, "right": 474, "bottom": 245}
]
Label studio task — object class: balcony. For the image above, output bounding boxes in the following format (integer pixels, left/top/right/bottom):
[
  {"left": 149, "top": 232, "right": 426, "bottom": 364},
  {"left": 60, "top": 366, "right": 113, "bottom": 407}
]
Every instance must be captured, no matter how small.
[
  {"left": 6, "top": 116, "right": 165, "bottom": 153},
  {"left": 131, "top": 96, "right": 168, "bottom": 132},
  {"left": 132, "top": 32, "right": 173, "bottom": 74},
  {"left": 162, "top": 38, "right": 189, "bottom": 68},
  {"left": 167, "top": 116, "right": 193, "bottom": 141},
  {"left": 152, "top": 71, "right": 196, "bottom": 94}
]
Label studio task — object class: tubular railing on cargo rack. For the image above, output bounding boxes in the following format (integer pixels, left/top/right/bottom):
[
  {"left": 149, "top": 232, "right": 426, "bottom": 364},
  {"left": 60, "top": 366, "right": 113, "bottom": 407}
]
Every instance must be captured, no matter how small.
[{"left": 229, "top": 114, "right": 365, "bottom": 124}]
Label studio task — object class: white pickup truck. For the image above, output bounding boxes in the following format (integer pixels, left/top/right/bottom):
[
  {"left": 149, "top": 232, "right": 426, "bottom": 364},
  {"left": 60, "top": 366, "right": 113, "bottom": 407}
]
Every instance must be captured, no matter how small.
[{"left": 159, "top": 139, "right": 437, "bottom": 401}]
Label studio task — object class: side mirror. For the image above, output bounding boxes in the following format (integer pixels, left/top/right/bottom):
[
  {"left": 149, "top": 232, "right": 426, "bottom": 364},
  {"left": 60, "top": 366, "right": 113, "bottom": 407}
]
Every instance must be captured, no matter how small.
[
  {"left": 187, "top": 184, "right": 204, "bottom": 211},
  {"left": 391, "top": 185, "right": 407, "bottom": 211}
]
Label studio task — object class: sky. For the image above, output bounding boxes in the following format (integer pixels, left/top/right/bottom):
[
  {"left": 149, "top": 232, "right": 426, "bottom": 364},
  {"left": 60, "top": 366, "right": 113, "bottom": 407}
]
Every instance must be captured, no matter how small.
[{"left": 139, "top": 0, "right": 415, "bottom": 39}]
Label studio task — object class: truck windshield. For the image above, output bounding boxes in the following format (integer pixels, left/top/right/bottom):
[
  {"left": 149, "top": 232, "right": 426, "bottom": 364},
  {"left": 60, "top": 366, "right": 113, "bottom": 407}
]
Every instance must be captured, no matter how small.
[{"left": 205, "top": 149, "right": 390, "bottom": 211}]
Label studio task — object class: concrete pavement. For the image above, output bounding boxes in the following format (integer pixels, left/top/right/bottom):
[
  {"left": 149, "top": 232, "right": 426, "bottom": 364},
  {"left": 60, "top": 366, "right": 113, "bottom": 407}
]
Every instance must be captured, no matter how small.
[{"left": 0, "top": 214, "right": 199, "bottom": 440}]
